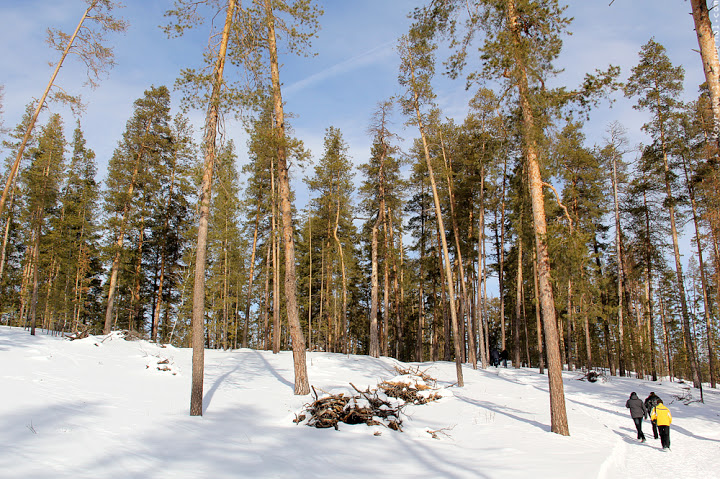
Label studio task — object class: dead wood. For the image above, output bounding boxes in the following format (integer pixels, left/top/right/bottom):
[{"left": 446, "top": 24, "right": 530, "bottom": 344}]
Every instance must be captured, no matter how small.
[
  {"left": 298, "top": 371, "right": 444, "bottom": 432},
  {"left": 64, "top": 327, "right": 90, "bottom": 340}
]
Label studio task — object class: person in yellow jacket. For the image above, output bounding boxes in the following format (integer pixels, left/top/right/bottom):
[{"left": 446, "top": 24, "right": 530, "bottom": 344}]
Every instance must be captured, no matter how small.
[{"left": 650, "top": 398, "right": 672, "bottom": 450}]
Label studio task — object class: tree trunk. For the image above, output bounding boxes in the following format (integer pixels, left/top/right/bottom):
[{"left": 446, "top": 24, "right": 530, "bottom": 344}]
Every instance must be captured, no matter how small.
[
  {"left": 264, "top": 0, "right": 309, "bottom": 395},
  {"left": 642, "top": 190, "right": 658, "bottom": 381},
  {"left": 370, "top": 213, "right": 381, "bottom": 357},
  {"left": 477, "top": 168, "right": 488, "bottom": 368},
  {"left": 129, "top": 218, "right": 145, "bottom": 333},
  {"left": 333, "top": 194, "right": 349, "bottom": 354},
  {"left": 440, "top": 134, "right": 476, "bottom": 368},
  {"left": 29, "top": 219, "right": 42, "bottom": 336},
  {"left": 190, "top": 0, "right": 236, "bottom": 416},
  {"left": 405, "top": 50, "right": 463, "bottom": 385},
  {"left": 383, "top": 228, "right": 390, "bottom": 356},
  {"left": 611, "top": 147, "right": 626, "bottom": 376},
  {"left": 307, "top": 215, "right": 312, "bottom": 350},
  {"left": 0, "top": 3, "right": 96, "bottom": 219},
  {"left": 690, "top": 0, "right": 720, "bottom": 147},
  {"left": 0, "top": 176, "right": 18, "bottom": 286},
  {"left": 533, "top": 251, "right": 545, "bottom": 374},
  {"left": 263, "top": 242, "right": 271, "bottom": 350},
  {"left": 659, "top": 294, "right": 673, "bottom": 380},
  {"left": 103, "top": 128, "right": 150, "bottom": 335},
  {"left": 507, "top": 0, "right": 568, "bottom": 435},
  {"left": 499, "top": 158, "right": 508, "bottom": 352},
  {"left": 272, "top": 165, "right": 281, "bottom": 354},
  {"left": 682, "top": 153, "right": 716, "bottom": 388},
  {"left": 660, "top": 135, "right": 702, "bottom": 388},
  {"left": 416, "top": 180, "right": 427, "bottom": 362},
  {"left": 514, "top": 232, "right": 523, "bottom": 369}
]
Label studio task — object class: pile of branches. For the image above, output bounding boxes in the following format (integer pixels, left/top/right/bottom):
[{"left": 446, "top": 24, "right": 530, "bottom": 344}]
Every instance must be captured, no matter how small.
[
  {"left": 379, "top": 366, "right": 442, "bottom": 405},
  {"left": 297, "top": 385, "right": 403, "bottom": 431},
  {"left": 576, "top": 370, "right": 607, "bottom": 383},
  {"left": 671, "top": 386, "right": 703, "bottom": 405},
  {"left": 64, "top": 328, "right": 90, "bottom": 341},
  {"left": 296, "top": 367, "right": 443, "bottom": 432}
]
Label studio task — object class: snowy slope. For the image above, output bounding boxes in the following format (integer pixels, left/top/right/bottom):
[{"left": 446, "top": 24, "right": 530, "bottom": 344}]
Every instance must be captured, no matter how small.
[{"left": 1, "top": 325, "right": 718, "bottom": 479}]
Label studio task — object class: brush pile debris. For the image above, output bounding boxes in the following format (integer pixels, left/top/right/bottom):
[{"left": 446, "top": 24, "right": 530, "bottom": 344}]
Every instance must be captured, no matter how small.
[{"left": 295, "top": 366, "right": 445, "bottom": 432}]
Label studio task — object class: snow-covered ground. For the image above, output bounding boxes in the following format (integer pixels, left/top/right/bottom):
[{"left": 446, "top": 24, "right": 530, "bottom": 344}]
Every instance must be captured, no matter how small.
[{"left": 1, "top": 325, "right": 718, "bottom": 479}]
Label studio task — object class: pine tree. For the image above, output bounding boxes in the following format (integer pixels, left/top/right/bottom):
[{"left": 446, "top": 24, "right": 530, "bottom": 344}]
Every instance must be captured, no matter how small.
[
  {"left": 306, "top": 127, "right": 356, "bottom": 353},
  {"left": 0, "top": 0, "right": 126, "bottom": 220},
  {"left": 21, "top": 114, "right": 66, "bottom": 335},
  {"left": 147, "top": 115, "right": 196, "bottom": 343},
  {"left": 256, "top": 0, "right": 322, "bottom": 395},
  {"left": 102, "top": 85, "right": 173, "bottom": 335},
  {"left": 398, "top": 18, "right": 464, "bottom": 386},
  {"left": 625, "top": 39, "right": 702, "bottom": 389},
  {"left": 53, "top": 122, "right": 102, "bottom": 333},
  {"left": 207, "top": 141, "right": 243, "bottom": 350},
  {"left": 359, "top": 101, "right": 404, "bottom": 358}
]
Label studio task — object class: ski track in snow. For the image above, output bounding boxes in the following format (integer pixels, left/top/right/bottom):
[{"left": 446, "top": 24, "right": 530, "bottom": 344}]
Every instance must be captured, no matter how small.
[{"left": 1, "top": 325, "right": 719, "bottom": 479}]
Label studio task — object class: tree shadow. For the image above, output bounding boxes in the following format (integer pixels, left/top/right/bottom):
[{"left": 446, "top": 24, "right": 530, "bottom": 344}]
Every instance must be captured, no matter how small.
[
  {"left": 250, "top": 349, "right": 294, "bottom": 389},
  {"left": 673, "top": 424, "right": 720, "bottom": 443},
  {"left": 454, "top": 393, "right": 551, "bottom": 433},
  {"left": 203, "top": 363, "right": 242, "bottom": 414}
]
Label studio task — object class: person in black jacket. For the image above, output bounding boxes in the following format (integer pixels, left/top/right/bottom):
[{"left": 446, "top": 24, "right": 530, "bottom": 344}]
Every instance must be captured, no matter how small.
[
  {"left": 490, "top": 348, "right": 500, "bottom": 367},
  {"left": 626, "top": 392, "right": 647, "bottom": 442},
  {"left": 644, "top": 392, "right": 661, "bottom": 440},
  {"left": 500, "top": 349, "right": 509, "bottom": 368}
]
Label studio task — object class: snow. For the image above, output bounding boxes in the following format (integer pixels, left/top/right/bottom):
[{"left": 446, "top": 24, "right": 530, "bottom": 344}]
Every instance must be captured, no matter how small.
[{"left": 1, "top": 325, "right": 718, "bottom": 479}]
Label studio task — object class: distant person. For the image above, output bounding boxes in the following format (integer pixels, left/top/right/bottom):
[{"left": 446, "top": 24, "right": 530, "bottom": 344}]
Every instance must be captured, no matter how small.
[
  {"left": 650, "top": 398, "right": 672, "bottom": 450},
  {"left": 644, "top": 392, "right": 661, "bottom": 440},
  {"left": 625, "top": 392, "right": 647, "bottom": 442},
  {"left": 490, "top": 348, "right": 500, "bottom": 367},
  {"left": 500, "top": 349, "right": 509, "bottom": 368}
]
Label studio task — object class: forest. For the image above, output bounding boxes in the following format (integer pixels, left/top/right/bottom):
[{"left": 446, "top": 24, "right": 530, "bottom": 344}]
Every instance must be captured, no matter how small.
[{"left": 1, "top": 0, "right": 719, "bottom": 432}]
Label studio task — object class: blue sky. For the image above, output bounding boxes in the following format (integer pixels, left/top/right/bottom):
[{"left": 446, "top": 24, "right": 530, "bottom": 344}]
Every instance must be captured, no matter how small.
[
  {"left": 0, "top": 0, "right": 712, "bottom": 265},
  {"left": 0, "top": 1, "right": 709, "bottom": 176}
]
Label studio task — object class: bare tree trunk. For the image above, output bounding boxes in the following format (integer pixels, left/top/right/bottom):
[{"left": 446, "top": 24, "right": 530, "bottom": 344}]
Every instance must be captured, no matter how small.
[
  {"left": 611, "top": 146, "right": 626, "bottom": 377},
  {"left": 0, "top": 176, "right": 18, "bottom": 286},
  {"left": 272, "top": 164, "right": 281, "bottom": 354},
  {"left": 416, "top": 182, "right": 426, "bottom": 362},
  {"left": 477, "top": 169, "right": 488, "bottom": 368},
  {"left": 660, "top": 133, "right": 701, "bottom": 388},
  {"left": 440, "top": 135, "right": 476, "bottom": 368},
  {"left": 370, "top": 213, "right": 381, "bottom": 358},
  {"left": 29, "top": 219, "right": 42, "bottom": 336},
  {"left": 660, "top": 294, "right": 673, "bottom": 380},
  {"left": 129, "top": 220, "right": 145, "bottom": 333},
  {"left": 584, "top": 299, "right": 592, "bottom": 369},
  {"left": 223, "top": 220, "right": 229, "bottom": 350},
  {"left": 405, "top": 50, "right": 463, "bottom": 385},
  {"left": 642, "top": 190, "right": 658, "bottom": 381},
  {"left": 514, "top": 232, "right": 523, "bottom": 369},
  {"left": 507, "top": 0, "right": 568, "bottom": 435},
  {"left": 499, "top": 158, "right": 508, "bottom": 351},
  {"left": 264, "top": 0, "right": 309, "bottom": 394},
  {"left": 263, "top": 242, "right": 271, "bottom": 350},
  {"left": 104, "top": 129, "right": 149, "bottom": 335},
  {"left": 189, "top": 0, "right": 236, "bottom": 416},
  {"left": 682, "top": 153, "right": 716, "bottom": 388},
  {"left": 241, "top": 211, "right": 259, "bottom": 348},
  {"left": 307, "top": 215, "right": 313, "bottom": 350},
  {"left": 333, "top": 194, "right": 349, "bottom": 354},
  {"left": 533, "top": 251, "right": 544, "bottom": 374},
  {"left": 383, "top": 229, "right": 390, "bottom": 356},
  {"left": 690, "top": 0, "right": 720, "bottom": 146},
  {"left": 0, "top": 3, "right": 97, "bottom": 219}
]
